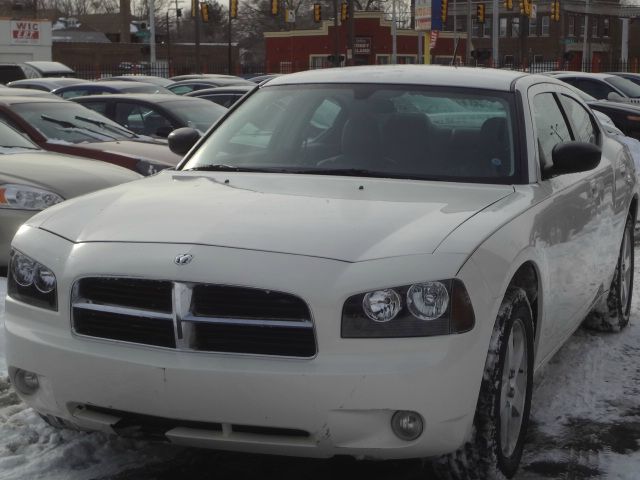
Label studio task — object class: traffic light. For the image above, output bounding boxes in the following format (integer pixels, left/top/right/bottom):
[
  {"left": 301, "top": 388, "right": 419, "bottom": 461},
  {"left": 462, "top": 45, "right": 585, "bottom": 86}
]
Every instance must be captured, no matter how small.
[
  {"left": 313, "top": 3, "right": 321, "bottom": 22},
  {"left": 441, "top": 0, "right": 448, "bottom": 25},
  {"left": 476, "top": 3, "right": 485, "bottom": 23},
  {"left": 551, "top": 0, "right": 560, "bottom": 21},
  {"left": 520, "top": 0, "right": 531, "bottom": 17},
  {"left": 504, "top": 0, "right": 512, "bottom": 10},
  {"left": 176, "top": 7, "right": 182, "bottom": 17},
  {"left": 201, "top": 2, "right": 210, "bottom": 22},
  {"left": 340, "top": 1, "right": 348, "bottom": 21},
  {"left": 271, "top": 0, "right": 278, "bottom": 15},
  {"left": 230, "top": 0, "right": 238, "bottom": 18}
]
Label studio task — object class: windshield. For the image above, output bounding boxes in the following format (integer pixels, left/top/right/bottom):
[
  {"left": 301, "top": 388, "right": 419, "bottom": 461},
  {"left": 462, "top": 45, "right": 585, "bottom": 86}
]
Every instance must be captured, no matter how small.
[
  {"left": 0, "top": 120, "right": 40, "bottom": 152},
  {"left": 606, "top": 76, "right": 640, "bottom": 98},
  {"left": 167, "top": 100, "right": 228, "bottom": 132},
  {"left": 12, "top": 102, "right": 138, "bottom": 143},
  {"left": 183, "top": 84, "right": 519, "bottom": 183}
]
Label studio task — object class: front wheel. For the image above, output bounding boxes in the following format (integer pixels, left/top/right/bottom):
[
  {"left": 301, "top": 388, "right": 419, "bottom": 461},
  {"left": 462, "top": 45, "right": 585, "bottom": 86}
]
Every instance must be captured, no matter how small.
[{"left": 434, "top": 288, "right": 534, "bottom": 480}]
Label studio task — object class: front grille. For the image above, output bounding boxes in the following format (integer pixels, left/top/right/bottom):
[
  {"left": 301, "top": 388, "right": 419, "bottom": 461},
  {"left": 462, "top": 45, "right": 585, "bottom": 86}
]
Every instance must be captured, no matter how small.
[
  {"left": 192, "top": 285, "right": 310, "bottom": 321},
  {"left": 73, "top": 307, "right": 176, "bottom": 348},
  {"left": 72, "top": 277, "right": 316, "bottom": 358},
  {"left": 77, "top": 277, "right": 173, "bottom": 313},
  {"left": 193, "top": 323, "right": 316, "bottom": 357}
]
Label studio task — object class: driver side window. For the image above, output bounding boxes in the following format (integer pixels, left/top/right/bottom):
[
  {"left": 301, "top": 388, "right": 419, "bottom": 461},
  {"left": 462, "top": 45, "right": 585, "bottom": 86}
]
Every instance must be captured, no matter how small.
[
  {"left": 559, "top": 95, "right": 599, "bottom": 144},
  {"left": 533, "top": 93, "right": 572, "bottom": 171}
]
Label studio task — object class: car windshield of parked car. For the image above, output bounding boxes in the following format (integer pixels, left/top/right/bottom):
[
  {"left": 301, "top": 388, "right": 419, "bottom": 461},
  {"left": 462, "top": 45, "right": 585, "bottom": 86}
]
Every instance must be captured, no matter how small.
[
  {"left": 11, "top": 102, "right": 138, "bottom": 143},
  {"left": 606, "top": 76, "right": 640, "bottom": 98},
  {"left": 183, "top": 83, "right": 518, "bottom": 183},
  {"left": 0, "top": 120, "right": 40, "bottom": 152},
  {"left": 167, "top": 100, "right": 228, "bottom": 132}
]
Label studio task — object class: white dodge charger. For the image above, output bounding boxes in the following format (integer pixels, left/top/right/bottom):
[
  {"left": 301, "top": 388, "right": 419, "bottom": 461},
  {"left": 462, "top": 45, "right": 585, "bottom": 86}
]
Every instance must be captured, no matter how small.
[{"left": 4, "top": 66, "right": 637, "bottom": 479}]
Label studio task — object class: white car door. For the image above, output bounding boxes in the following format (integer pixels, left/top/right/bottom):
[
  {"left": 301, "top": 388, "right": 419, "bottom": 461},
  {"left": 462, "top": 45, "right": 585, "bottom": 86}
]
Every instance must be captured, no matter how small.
[{"left": 528, "top": 84, "right": 604, "bottom": 357}]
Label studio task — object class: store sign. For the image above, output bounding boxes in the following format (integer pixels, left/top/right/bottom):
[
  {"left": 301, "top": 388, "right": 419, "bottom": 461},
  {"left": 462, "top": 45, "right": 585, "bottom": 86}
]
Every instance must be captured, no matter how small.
[
  {"left": 11, "top": 21, "right": 40, "bottom": 44},
  {"left": 415, "top": 0, "right": 432, "bottom": 31},
  {"left": 354, "top": 37, "right": 371, "bottom": 55}
]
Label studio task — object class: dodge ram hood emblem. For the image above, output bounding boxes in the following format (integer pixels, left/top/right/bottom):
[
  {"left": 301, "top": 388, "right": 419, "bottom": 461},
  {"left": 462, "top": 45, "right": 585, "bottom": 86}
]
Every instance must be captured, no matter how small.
[{"left": 174, "top": 254, "right": 193, "bottom": 265}]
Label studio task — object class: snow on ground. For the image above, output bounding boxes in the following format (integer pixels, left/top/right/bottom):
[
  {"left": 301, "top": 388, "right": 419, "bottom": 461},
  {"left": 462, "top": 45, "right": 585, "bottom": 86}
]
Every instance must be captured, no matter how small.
[{"left": 2, "top": 252, "right": 640, "bottom": 479}]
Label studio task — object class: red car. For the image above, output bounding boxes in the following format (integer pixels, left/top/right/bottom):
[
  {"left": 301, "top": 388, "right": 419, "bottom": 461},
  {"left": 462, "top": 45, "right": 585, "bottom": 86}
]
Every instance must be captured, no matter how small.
[{"left": 0, "top": 96, "right": 181, "bottom": 175}]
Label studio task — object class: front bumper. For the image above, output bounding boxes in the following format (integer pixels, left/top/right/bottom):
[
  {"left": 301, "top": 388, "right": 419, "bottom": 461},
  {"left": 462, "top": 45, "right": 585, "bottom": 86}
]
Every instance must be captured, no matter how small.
[{"left": 5, "top": 227, "right": 498, "bottom": 459}]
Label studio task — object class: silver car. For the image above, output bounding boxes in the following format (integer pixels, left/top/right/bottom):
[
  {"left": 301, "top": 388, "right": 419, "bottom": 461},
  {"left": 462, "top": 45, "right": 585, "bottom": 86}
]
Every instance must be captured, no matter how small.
[{"left": 0, "top": 121, "right": 141, "bottom": 267}]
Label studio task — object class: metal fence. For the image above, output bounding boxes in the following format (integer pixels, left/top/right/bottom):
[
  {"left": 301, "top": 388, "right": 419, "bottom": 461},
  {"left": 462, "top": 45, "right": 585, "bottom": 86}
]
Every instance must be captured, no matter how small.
[
  {"left": 71, "top": 63, "right": 268, "bottom": 80},
  {"left": 68, "top": 59, "right": 640, "bottom": 80}
]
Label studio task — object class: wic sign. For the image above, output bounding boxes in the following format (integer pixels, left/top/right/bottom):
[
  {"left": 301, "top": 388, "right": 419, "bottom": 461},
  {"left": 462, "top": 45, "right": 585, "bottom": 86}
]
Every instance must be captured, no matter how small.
[{"left": 11, "top": 21, "right": 41, "bottom": 44}]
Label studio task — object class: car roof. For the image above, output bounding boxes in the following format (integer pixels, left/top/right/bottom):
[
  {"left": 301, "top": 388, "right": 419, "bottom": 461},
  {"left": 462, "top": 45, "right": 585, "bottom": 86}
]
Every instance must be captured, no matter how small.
[
  {"left": 169, "top": 78, "right": 254, "bottom": 86},
  {"left": 186, "top": 85, "right": 255, "bottom": 95},
  {"left": 73, "top": 93, "right": 207, "bottom": 103},
  {"left": 23, "top": 61, "right": 75, "bottom": 75},
  {"left": 169, "top": 74, "right": 241, "bottom": 81},
  {"left": 58, "top": 80, "right": 159, "bottom": 88},
  {"left": 9, "top": 77, "right": 85, "bottom": 86},
  {"left": 0, "top": 88, "right": 58, "bottom": 98},
  {"left": 266, "top": 65, "right": 528, "bottom": 91},
  {"left": 106, "top": 75, "right": 173, "bottom": 86},
  {"left": 551, "top": 72, "right": 617, "bottom": 80},
  {"left": 0, "top": 95, "right": 69, "bottom": 105}
]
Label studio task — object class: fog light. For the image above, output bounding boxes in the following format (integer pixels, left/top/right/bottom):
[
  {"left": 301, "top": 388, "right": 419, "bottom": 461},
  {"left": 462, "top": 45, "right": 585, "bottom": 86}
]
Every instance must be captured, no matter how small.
[
  {"left": 391, "top": 410, "right": 424, "bottom": 441},
  {"left": 13, "top": 368, "right": 40, "bottom": 395}
]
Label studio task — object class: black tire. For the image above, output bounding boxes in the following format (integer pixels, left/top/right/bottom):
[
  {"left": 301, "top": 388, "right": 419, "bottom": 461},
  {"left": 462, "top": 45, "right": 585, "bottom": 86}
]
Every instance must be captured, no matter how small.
[
  {"left": 584, "top": 213, "right": 634, "bottom": 332},
  {"left": 433, "top": 288, "right": 535, "bottom": 480}
]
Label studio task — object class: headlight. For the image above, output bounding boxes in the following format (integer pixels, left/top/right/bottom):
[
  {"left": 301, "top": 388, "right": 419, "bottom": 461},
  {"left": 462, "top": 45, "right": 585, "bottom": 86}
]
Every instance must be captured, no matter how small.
[
  {"left": 0, "top": 184, "right": 64, "bottom": 210},
  {"left": 341, "top": 279, "right": 474, "bottom": 338},
  {"left": 8, "top": 250, "right": 57, "bottom": 310}
]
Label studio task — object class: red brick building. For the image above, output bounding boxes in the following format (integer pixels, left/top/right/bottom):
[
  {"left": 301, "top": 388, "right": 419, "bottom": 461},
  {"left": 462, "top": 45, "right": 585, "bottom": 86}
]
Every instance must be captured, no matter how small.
[{"left": 264, "top": 11, "right": 465, "bottom": 73}]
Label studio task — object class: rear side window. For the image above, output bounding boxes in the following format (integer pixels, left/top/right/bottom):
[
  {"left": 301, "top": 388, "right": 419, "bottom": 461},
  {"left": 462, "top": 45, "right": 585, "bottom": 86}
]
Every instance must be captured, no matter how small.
[
  {"left": 0, "top": 65, "right": 26, "bottom": 84},
  {"left": 80, "top": 101, "right": 108, "bottom": 115}
]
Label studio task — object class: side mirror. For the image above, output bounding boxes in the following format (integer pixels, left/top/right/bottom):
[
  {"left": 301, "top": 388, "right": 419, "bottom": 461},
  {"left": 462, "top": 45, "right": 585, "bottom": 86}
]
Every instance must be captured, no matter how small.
[
  {"left": 168, "top": 127, "right": 200, "bottom": 155},
  {"left": 607, "top": 91, "right": 625, "bottom": 102},
  {"left": 550, "top": 141, "right": 601, "bottom": 176}
]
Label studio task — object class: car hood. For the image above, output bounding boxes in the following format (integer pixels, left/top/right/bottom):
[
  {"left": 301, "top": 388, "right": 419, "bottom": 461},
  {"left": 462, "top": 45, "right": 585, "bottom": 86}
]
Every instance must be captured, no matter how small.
[
  {"left": 31, "top": 171, "right": 515, "bottom": 262},
  {"left": 0, "top": 151, "right": 141, "bottom": 197},
  {"left": 75, "top": 140, "right": 181, "bottom": 166}
]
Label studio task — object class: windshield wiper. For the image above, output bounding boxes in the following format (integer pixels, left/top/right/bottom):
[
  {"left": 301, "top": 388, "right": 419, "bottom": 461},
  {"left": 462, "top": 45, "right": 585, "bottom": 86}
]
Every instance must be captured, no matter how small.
[
  {"left": 296, "top": 168, "right": 382, "bottom": 177},
  {"left": 41, "top": 114, "right": 117, "bottom": 141},
  {"left": 0, "top": 144, "right": 39, "bottom": 150},
  {"left": 74, "top": 115, "right": 134, "bottom": 137},
  {"left": 183, "top": 164, "right": 285, "bottom": 173},
  {"left": 41, "top": 114, "right": 75, "bottom": 128}
]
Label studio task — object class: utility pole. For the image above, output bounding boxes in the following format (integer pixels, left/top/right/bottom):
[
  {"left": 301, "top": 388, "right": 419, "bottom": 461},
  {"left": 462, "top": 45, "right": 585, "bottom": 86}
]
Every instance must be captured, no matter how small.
[
  {"left": 347, "top": 0, "right": 354, "bottom": 66},
  {"left": 228, "top": 0, "right": 232, "bottom": 74},
  {"left": 333, "top": 0, "right": 340, "bottom": 66},
  {"left": 392, "top": 0, "right": 397, "bottom": 64},
  {"left": 492, "top": 0, "right": 498, "bottom": 66},
  {"left": 466, "top": 0, "right": 472, "bottom": 64},
  {"left": 582, "top": 0, "right": 589, "bottom": 71},
  {"left": 166, "top": 11, "right": 171, "bottom": 73},
  {"left": 195, "top": 0, "right": 201, "bottom": 72},
  {"left": 149, "top": 0, "right": 156, "bottom": 64},
  {"left": 175, "top": 0, "right": 181, "bottom": 39}
]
